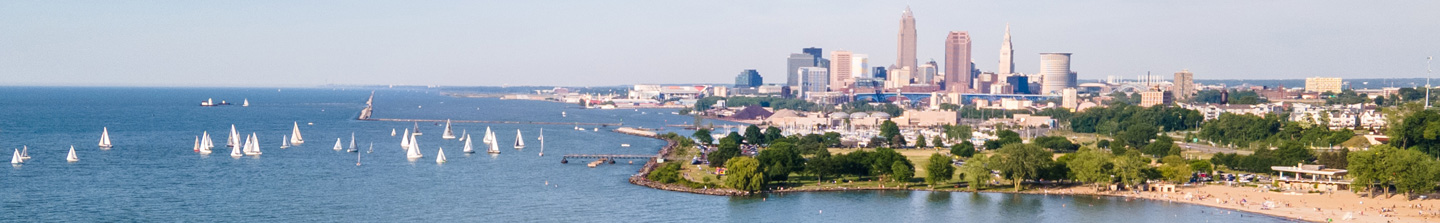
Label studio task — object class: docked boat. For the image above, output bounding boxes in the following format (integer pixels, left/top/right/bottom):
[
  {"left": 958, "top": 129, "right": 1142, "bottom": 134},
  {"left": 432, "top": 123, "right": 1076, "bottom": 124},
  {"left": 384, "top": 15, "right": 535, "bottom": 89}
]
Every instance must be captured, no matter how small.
[
  {"left": 66, "top": 146, "right": 79, "bottom": 162},
  {"left": 290, "top": 122, "right": 305, "bottom": 145},
  {"left": 462, "top": 134, "right": 475, "bottom": 153},
  {"left": 514, "top": 130, "right": 525, "bottom": 149},
  {"left": 435, "top": 147, "right": 447, "bottom": 163},
  {"left": 332, "top": 138, "right": 343, "bottom": 151},
  {"left": 98, "top": 127, "right": 113, "bottom": 149},
  {"left": 442, "top": 120, "right": 456, "bottom": 140}
]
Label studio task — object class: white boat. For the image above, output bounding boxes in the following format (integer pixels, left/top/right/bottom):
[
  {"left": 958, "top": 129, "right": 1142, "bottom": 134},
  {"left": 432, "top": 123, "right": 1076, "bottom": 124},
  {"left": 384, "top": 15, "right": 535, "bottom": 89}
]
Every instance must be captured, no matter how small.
[
  {"left": 98, "top": 127, "right": 113, "bottom": 149},
  {"left": 200, "top": 131, "right": 214, "bottom": 154},
  {"left": 19, "top": 146, "right": 30, "bottom": 160},
  {"left": 538, "top": 128, "right": 545, "bottom": 157},
  {"left": 242, "top": 98, "right": 249, "bottom": 107},
  {"left": 346, "top": 133, "right": 358, "bottom": 153},
  {"left": 227, "top": 125, "right": 239, "bottom": 148},
  {"left": 593, "top": 128, "right": 598, "bottom": 132},
  {"left": 487, "top": 131, "right": 501, "bottom": 154},
  {"left": 193, "top": 136, "right": 201, "bottom": 152},
  {"left": 514, "top": 130, "right": 525, "bottom": 149},
  {"left": 400, "top": 128, "right": 412, "bottom": 149},
  {"left": 482, "top": 127, "right": 493, "bottom": 144},
  {"left": 435, "top": 147, "right": 447, "bottom": 163},
  {"left": 406, "top": 136, "right": 424, "bottom": 159},
  {"left": 11, "top": 149, "right": 22, "bottom": 164},
  {"left": 244, "top": 133, "right": 262, "bottom": 155},
  {"left": 333, "top": 138, "right": 343, "bottom": 151},
  {"left": 561, "top": 111, "right": 566, "bottom": 117},
  {"left": 442, "top": 120, "right": 456, "bottom": 140},
  {"left": 67, "top": 146, "right": 79, "bottom": 162},
  {"left": 391, "top": 129, "right": 397, "bottom": 136},
  {"left": 412, "top": 123, "right": 422, "bottom": 136},
  {"left": 231, "top": 135, "right": 245, "bottom": 157},
  {"left": 290, "top": 122, "right": 305, "bottom": 145},
  {"left": 281, "top": 135, "right": 290, "bottom": 149},
  {"left": 367, "top": 142, "right": 374, "bottom": 154},
  {"left": 462, "top": 134, "right": 475, "bottom": 153},
  {"left": 621, "top": 144, "right": 630, "bottom": 147}
]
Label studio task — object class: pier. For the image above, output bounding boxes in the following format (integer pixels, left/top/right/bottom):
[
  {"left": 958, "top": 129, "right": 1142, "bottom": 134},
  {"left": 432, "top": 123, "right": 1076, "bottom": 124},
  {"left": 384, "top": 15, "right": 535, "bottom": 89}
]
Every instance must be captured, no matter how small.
[
  {"left": 362, "top": 118, "right": 622, "bottom": 126},
  {"left": 562, "top": 154, "right": 657, "bottom": 166}
]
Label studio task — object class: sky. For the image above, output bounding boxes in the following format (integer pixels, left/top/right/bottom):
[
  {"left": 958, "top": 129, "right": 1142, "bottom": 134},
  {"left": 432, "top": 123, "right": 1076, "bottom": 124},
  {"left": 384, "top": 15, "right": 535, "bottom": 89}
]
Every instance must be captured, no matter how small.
[{"left": 1, "top": 1, "right": 1438, "bottom": 87}]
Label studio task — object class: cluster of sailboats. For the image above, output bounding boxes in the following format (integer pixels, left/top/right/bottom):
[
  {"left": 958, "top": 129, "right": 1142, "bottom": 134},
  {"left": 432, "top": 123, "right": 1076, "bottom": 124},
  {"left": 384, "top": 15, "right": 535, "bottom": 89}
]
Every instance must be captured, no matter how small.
[{"left": 13, "top": 119, "right": 550, "bottom": 166}]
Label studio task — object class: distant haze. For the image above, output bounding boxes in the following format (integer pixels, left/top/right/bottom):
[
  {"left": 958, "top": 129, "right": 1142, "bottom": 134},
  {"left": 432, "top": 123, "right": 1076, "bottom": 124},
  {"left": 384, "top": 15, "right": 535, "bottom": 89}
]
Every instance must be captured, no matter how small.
[{"left": 1, "top": 1, "right": 1437, "bottom": 87}]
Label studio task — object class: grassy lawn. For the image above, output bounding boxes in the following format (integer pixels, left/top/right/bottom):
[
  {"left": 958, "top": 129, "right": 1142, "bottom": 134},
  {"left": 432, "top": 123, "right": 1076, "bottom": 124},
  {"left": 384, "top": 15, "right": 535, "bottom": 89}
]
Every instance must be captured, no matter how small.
[{"left": 826, "top": 148, "right": 945, "bottom": 176}]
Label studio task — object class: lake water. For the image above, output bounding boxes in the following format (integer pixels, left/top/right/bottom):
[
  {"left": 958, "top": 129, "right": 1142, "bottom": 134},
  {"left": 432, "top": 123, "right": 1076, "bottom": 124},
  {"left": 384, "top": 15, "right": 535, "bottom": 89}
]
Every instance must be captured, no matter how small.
[{"left": 0, "top": 87, "right": 1291, "bottom": 222}]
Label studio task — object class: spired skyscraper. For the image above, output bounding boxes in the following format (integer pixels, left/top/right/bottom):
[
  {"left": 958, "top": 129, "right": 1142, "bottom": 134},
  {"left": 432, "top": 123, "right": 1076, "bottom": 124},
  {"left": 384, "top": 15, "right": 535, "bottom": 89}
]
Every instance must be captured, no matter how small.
[
  {"left": 998, "top": 24, "right": 1014, "bottom": 75},
  {"left": 895, "top": 6, "right": 917, "bottom": 74},
  {"left": 945, "top": 31, "right": 972, "bottom": 93}
]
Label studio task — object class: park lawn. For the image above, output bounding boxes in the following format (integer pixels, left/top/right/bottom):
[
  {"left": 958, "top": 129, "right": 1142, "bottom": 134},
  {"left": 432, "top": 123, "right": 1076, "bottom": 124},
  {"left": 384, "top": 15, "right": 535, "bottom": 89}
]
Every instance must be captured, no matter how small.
[
  {"left": 777, "top": 175, "right": 930, "bottom": 190},
  {"left": 827, "top": 148, "right": 945, "bottom": 176},
  {"left": 676, "top": 161, "right": 722, "bottom": 185}
]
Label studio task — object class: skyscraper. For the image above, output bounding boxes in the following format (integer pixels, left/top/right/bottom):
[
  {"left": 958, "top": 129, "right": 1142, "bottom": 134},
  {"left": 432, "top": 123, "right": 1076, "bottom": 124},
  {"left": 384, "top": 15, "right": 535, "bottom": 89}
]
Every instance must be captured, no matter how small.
[
  {"left": 945, "top": 31, "right": 972, "bottom": 93},
  {"left": 1173, "top": 69, "right": 1194, "bottom": 100},
  {"left": 735, "top": 69, "right": 762, "bottom": 87},
  {"left": 786, "top": 53, "right": 816, "bottom": 87},
  {"left": 802, "top": 47, "right": 823, "bottom": 59},
  {"left": 852, "top": 54, "right": 870, "bottom": 78},
  {"left": 829, "top": 51, "right": 853, "bottom": 91},
  {"left": 998, "top": 24, "right": 1014, "bottom": 75},
  {"left": 896, "top": 6, "right": 917, "bottom": 74},
  {"left": 917, "top": 60, "right": 937, "bottom": 84},
  {"left": 799, "top": 67, "right": 829, "bottom": 93},
  {"left": 1039, "top": 53, "right": 1072, "bottom": 94}
]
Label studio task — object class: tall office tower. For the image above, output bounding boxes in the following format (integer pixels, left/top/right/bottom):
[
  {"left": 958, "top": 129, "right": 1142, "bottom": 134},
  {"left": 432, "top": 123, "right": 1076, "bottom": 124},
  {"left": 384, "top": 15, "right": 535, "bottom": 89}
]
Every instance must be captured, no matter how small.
[
  {"left": 798, "top": 67, "right": 829, "bottom": 93},
  {"left": 1005, "top": 75, "right": 1030, "bottom": 94},
  {"left": 735, "top": 69, "right": 763, "bottom": 87},
  {"left": 829, "top": 51, "right": 853, "bottom": 90},
  {"left": 998, "top": 24, "right": 1014, "bottom": 75},
  {"left": 896, "top": 6, "right": 917, "bottom": 74},
  {"left": 1039, "top": 53, "right": 1072, "bottom": 94},
  {"left": 852, "top": 54, "right": 870, "bottom": 78},
  {"left": 802, "top": 47, "right": 823, "bottom": 59},
  {"left": 1062, "top": 88, "right": 1078, "bottom": 110},
  {"left": 1173, "top": 69, "right": 1195, "bottom": 100},
  {"left": 945, "top": 31, "right": 972, "bottom": 93},
  {"left": 1068, "top": 71, "right": 1078, "bottom": 88},
  {"left": 917, "top": 60, "right": 937, "bottom": 84},
  {"left": 787, "top": 53, "right": 817, "bottom": 87},
  {"left": 873, "top": 67, "right": 887, "bottom": 79}
]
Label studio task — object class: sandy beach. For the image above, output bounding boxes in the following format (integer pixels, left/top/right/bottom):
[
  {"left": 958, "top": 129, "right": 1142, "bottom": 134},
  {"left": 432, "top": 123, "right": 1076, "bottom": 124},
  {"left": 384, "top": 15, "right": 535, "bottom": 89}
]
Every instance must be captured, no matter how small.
[{"left": 1027, "top": 185, "right": 1440, "bottom": 223}]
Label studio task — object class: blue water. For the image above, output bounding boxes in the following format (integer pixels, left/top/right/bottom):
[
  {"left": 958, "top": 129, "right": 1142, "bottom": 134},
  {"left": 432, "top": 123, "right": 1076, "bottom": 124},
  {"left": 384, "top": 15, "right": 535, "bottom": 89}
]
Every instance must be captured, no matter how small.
[{"left": 0, "top": 87, "right": 1290, "bottom": 222}]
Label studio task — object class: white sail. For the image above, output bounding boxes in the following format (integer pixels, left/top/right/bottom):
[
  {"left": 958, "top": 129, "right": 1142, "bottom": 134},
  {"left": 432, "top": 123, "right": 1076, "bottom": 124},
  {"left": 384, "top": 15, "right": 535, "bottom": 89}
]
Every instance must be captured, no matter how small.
[
  {"left": 333, "top": 138, "right": 343, "bottom": 151},
  {"left": 406, "top": 137, "right": 424, "bottom": 159},
  {"left": 463, "top": 134, "right": 475, "bottom": 153},
  {"left": 348, "top": 133, "right": 357, "bottom": 151},
  {"left": 281, "top": 135, "right": 289, "bottom": 148},
  {"left": 232, "top": 135, "right": 245, "bottom": 157},
  {"left": 442, "top": 120, "right": 456, "bottom": 140},
  {"left": 459, "top": 129, "right": 468, "bottom": 141},
  {"left": 487, "top": 133, "right": 500, "bottom": 154},
  {"left": 243, "top": 98, "right": 249, "bottom": 107},
  {"left": 400, "top": 128, "right": 411, "bottom": 149},
  {"left": 538, "top": 128, "right": 545, "bottom": 156},
  {"left": 193, "top": 136, "right": 201, "bottom": 152},
  {"left": 201, "top": 131, "right": 214, "bottom": 154},
  {"left": 290, "top": 122, "right": 305, "bottom": 144},
  {"left": 514, "top": 130, "right": 525, "bottom": 149},
  {"left": 98, "top": 127, "right": 112, "bottom": 149},
  {"left": 11, "top": 149, "right": 22, "bottom": 164},
  {"left": 67, "top": 146, "right": 78, "bottom": 162},
  {"left": 20, "top": 146, "right": 30, "bottom": 160},
  {"left": 436, "top": 147, "right": 447, "bottom": 163},
  {"left": 391, "top": 128, "right": 397, "bottom": 136},
  {"left": 245, "top": 133, "right": 262, "bottom": 155},
  {"left": 482, "top": 127, "right": 493, "bottom": 144},
  {"left": 228, "top": 125, "right": 240, "bottom": 147},
  {"left": 412, "top": 122, "right": 422, "bottom": 136}
]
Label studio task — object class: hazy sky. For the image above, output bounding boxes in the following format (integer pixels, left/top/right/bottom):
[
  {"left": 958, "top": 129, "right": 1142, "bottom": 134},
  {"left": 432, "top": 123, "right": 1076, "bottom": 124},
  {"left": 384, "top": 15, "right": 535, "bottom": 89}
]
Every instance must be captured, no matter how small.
[{"left": 2, "top": 1, "right": 1438, "bottom": 87}]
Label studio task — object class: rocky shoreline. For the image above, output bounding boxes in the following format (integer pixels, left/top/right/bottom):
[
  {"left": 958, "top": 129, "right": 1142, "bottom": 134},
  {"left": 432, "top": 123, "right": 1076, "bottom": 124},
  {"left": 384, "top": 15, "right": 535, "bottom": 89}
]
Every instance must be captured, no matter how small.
[{"left": 619, "top": 129, "right": 751, "bottom": 196}]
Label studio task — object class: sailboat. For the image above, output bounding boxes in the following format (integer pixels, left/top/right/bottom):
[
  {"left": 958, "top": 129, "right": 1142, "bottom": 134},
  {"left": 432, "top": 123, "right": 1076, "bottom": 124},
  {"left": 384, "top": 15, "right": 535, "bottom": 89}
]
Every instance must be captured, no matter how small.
[
  {"left": 400, "top": 128, "right": 412, "bottom": 149},
  {"left": 538, "top": 128, "right": 545, "bottom": 157},
  {"left": 281, "top": 135, "right": 290, "bottom": 149},
  {"left": 487, "top": 131, "right": 501, "bottom": 154},
  {"left": 391, "top": 129, "right": 397, "bottom": 136},
  {"left": 459, "top": 129, "right": 468, "bottom": 141},
  {"left": 244, "top": 133, "right": 262, "bottom": 155},
  {"left": 406, "top": 136, "right": 424, "bottom": 159},
  {"left": 346, "top": 133, "right": 358, "bottom": 153},
  {"left": 442, "top": 120, "right": 456, "bottom": 140},
  {"left": 67, "top": 146, "right": 79, "bottom": 162},
  {"left": 412, "top": 122, "right": 422, "bottom": 136},
  {"left": 200, "top": 131, "right": 214, "bottom": 154},
  {"left": 367, "top": 142, "right": 373, "bottom": 154},
  {"left": 463, "top": 134, "right": 475, "bottom": 153},
  {"left": 333, "top": 138, "right": 343, "bottom": 151},
  {"left": 242, "top": 98, "right": 249, "bottom": 107},
  {"left": 514, "top": 130, "right": 525, "bottom": 149},
  {"left": 436, "top": 147, "right": 447, "bottom": 163},
  {"left": 482, "top": 127, "right": 494, "bottom": 144},
  {"left": 20, "top": 146, "right": 30, "bottom": 160},
  {"left": 228, "top": 125, "right": 239, "bottom": 147},
  {"left": 561, "top": 111, "right": 566, "bottom": 117},
  {"left": 231, "top": 135, "right": 246, "bottom": 157},
  {"left": 98, "top": 127, "right": 113, "bottom": 149},
  {"left": 356, "top": 146, "right": 363, "bottom": 166},
  {"left": 290, "top": 122, "right": 305, "bottom": 145},
  {"left": 193, "top": 136, "right": 201, "bottom": 152},
  {"left": 11, "top": 149, "right": 22, "bottom": 164}
]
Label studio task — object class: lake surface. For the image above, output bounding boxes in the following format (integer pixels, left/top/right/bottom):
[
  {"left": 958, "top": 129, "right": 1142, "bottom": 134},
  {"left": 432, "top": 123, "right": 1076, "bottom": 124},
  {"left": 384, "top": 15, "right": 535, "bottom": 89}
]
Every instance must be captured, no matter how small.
[{"left": 0, "top": 87, "right": 1291, "bottom": 222}]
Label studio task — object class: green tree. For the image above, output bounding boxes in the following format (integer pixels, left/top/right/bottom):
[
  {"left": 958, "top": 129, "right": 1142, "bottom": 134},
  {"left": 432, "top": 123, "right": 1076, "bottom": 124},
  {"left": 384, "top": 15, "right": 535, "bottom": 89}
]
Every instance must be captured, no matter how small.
[
  {"left": 805, "top": 151, "right": 839, "bottom": 182},
  {"left": 892, "top": 161, "right": 914, "bottom": 185},
  {"left": 1067, "top": 148, "right": 1114, "bottom": 188},
  {"left": 932, "top": 137, "right": 946, "bottom": 148},
  {"left": 1033, "top": 136, "right": 1079, "bottom": 152},
  {"left": 951, "top": 141, "right": 976, "bottom": 158},
  {"left": 993, "top": 144, "right": 1054, "bottom": 191},
  {"left": 692, "top": 128, "right": 713, "bottom": 145},
  {"left": 915, "top": 135, "right": 928, "bottom": 148},
  {"left": 869, "top": 136, "right": 887, "bottom": 148},
  {"left": 880, "top": 120, "right": 901, "bottom": 140},
  {"left": 945, "top": 124, "right": 973, "bottom": 140},
  {"left": 723, "top": 157, "right": 766, "bottom": 192},
  {"left": 1112, "top": 152, "right": 1149, "bottom": 188},
  {"left": 1348, "top": 144, "right": 1440, "bottom": 196},
  {"left": 925, "top": 153, "right": 956, "bottom": 186},
  {"left": 707, "top": 139, "right": 740, "bottom": 167},
  {"left": 1157, "top": 155, "right": 1193, "bottom": 183},
  {"left": 763, "top": 126, "right": 783, "bottom": 144},
  {"left": 743, "top": 125, "right": 764, "bottom": 145},
  {"left": 959, "top": 154, "right": 991, "bottom": 190},
  {"left": 756, "top": 142, "right": 804, "bottom": 182},
  {"left": 822, "top": 132, "right": 843, "bottom": 147},
  {"left": 1189, "top": 160, "right": 1213, "bottom": 174},
  {"left": 890, "top": 135, "right": 908, "bottom": 148},
  {"left": 1142, "top": 135, "right": 1179, "bottom": 157},
  {"left": 1387, "top": 109, "right": 1440, "bottom": 157}
]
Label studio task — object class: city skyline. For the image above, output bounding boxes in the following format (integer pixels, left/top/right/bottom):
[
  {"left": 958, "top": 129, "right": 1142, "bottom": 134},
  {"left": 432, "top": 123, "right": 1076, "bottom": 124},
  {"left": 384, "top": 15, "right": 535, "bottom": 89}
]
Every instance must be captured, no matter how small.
[{"left": 2, "top": 1, "right": 1438, "bottom": 87}]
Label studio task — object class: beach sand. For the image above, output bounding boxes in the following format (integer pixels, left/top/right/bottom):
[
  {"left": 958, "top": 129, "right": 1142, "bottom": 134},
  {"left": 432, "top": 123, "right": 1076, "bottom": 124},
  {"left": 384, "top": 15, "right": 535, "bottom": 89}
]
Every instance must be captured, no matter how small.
[{"left": 1037, "top": 185, "right": 1440, "bottom": 223}]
